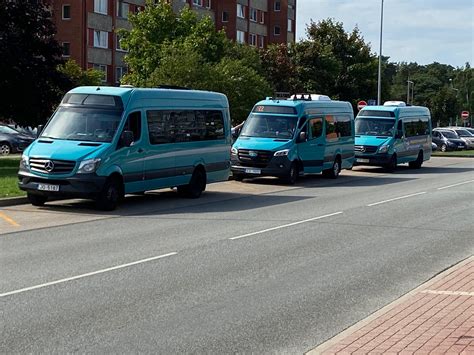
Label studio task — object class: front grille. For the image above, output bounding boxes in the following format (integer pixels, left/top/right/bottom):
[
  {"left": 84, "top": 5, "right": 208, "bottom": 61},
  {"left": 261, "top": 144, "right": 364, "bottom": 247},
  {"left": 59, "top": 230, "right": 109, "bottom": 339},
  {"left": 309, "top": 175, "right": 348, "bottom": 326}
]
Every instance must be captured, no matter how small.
[
  {"left": 238, "top": 149, "right": 273, "bottom": 168},
  {"left": 29, "top": 157, "right": 76, "bottom": 174},
  {"left": 355, "top": 145, "right": 378, "bottom": 153}
]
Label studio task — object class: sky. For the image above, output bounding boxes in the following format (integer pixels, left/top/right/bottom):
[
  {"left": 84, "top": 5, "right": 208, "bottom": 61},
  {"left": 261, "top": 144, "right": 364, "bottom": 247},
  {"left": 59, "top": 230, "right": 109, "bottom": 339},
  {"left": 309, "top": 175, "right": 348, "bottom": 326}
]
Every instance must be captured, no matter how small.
[{"left": 296, "top": 0, "right": 473, "bottom": 68}]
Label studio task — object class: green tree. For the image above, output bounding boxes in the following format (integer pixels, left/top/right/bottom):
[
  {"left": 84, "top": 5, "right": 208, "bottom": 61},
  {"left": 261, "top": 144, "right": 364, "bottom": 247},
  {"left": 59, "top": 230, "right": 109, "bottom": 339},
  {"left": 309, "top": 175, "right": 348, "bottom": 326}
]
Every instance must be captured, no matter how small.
[
  {"left": 0, "top": 0, "right": 68, "bottom": 126},
  {"left": 57, "top": 59, "right": 103, "bottom": 87},
  {"left": 260, "top": 43, "right": 299, "bottom": 93}
]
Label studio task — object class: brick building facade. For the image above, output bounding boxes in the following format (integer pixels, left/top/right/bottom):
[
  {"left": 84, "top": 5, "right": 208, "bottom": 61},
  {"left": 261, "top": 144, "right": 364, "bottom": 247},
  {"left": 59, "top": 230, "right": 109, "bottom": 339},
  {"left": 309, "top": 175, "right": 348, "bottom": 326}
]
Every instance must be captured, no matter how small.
[{"left": 52, "top": 0, "right": 296, "bottom": 85}]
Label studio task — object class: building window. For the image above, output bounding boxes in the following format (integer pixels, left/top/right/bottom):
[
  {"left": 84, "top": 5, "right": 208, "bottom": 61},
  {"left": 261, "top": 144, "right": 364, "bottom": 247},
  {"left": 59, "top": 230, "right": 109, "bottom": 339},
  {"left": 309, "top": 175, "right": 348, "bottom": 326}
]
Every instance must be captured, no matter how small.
[
  {"left": 93, "top": 30, "right": 108, "bottom": 48},
  {"left": 62, "top": 5, "right": 71, "bottom": 20},
  {"left": 237, "top": 4, "right": 245, "bottom": 18},
  {"left": 274, "top": 26, "right": 281, "bottom": 36},
  {"left": 62, "top": 42, "right": 70, "bottom": 57},
  {"left": 288, "top": 19, "right": 293, "bottom": 32},
  {"left": 116, "top": 0, "right": 129, "bottom": 19},
  {"left": 259, "top": 36, "right": 265, "bottom": 48},
  {"left": 236, "top": 30, "right": 245, "bottom": 44},
  {"left": 116, "top": 34, "right": 126, "bottom": 51},
  {"left": 193, "top": 0, "right": 203, "bottom": 6},
  {"left": 260, "top": 11, "right": 265, "bottom": 24},
  {"left": 93, "top": 64, "right": 107, "bottom": 82},
  {"left": 116, "top": 67, "right": 128, "bottom": 84},
  {"left": 274, "top": 1, "right": 281, "bottom": 11},
  {"left": 249, "top": 8, "right": 257, "bottom": 22},
  {"left": 94, "top": 0, "right": 107, "bottom": 15},
  {"left": 249, "top": 33, "right": 257, "bottom": 47},
  {"left": 222, "top": 11, "right": 229, "bottom": 22}
]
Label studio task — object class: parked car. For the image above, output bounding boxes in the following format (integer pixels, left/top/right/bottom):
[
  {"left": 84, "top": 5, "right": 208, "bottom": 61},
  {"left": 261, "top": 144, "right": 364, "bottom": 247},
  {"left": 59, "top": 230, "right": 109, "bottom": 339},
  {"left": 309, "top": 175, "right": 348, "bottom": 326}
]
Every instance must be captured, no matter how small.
[
  {"left": 464, "top": 127, "right": 474, "bottom": 136},
  {"left": 443, "top": 127, "right": 474, "bottom": 149},
  {"left": 432, "top": 129, "right": 466, "bottom": 151},
  {"left": 0, "top": 124, "right": 35, "bottom": 155},
  {"left": 431, "top": 142, "right": 438, "bottom": 151},
  {"left": 7, "top": 125, "right": 37, "bottom": 138}
]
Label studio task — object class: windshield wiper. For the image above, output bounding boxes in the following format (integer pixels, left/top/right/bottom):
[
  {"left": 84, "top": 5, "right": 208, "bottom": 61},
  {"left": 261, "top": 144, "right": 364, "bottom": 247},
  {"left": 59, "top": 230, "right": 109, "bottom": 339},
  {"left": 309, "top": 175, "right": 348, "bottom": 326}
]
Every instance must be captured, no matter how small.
[{"left": 40, "top": 136, "right": 61, "bottom": 140}]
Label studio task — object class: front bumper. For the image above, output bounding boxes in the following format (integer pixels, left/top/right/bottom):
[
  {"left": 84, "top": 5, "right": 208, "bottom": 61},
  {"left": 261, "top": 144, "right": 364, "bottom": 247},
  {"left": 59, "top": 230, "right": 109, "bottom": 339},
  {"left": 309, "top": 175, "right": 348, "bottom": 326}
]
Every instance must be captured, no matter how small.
[
  {"left": 354, "top": 152, "right": 391, "bottom": 166},
  {"left": 18, "top": 169, "right": 106, "bottom": 198},
  {"left": 230, "top": 155, "right": 292, "bottom": 177}
]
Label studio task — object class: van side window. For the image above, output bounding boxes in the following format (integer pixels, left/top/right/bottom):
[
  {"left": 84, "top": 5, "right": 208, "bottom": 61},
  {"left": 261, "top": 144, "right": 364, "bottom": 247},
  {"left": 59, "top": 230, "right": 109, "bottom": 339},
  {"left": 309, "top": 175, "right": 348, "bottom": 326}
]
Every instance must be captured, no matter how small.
[
  {"left": 335, "top": 115, "right": 352, "bottom": 137},
  {"left": 404, "top": 117, "right": 429, "bottom": 137},
  {"left": 325, "top": 115, "right": 337, "bottom": 139},
  {"left": 147, "top": 110, "right": 174, "bottom": 144},
  {"left": 199, "top": 110, "right": 225, "bottom": 140},
  {"left": 123, "top": 111, "right": 141, "bottom": 142},
  {"left": 309, "top": 117, "right": 323, "bottom": 139}
]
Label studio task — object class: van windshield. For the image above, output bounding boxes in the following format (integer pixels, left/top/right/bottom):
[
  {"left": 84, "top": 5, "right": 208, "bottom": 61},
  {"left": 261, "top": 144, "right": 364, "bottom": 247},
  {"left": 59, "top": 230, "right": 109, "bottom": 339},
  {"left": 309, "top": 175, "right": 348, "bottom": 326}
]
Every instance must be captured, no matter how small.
[
  {"left": 355, "top": 118, "right": 395, "bottom": 137},
  {"left": 41, "top": 107, "right": 123, "bottom": 143},
  {"left": 240, "top": 114, "right": 298, "bottom": 139}
]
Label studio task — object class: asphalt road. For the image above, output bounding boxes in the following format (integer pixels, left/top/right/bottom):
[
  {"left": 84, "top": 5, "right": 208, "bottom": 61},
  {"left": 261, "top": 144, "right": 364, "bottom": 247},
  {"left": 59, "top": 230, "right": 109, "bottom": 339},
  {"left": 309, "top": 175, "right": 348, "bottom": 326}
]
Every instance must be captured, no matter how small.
[{"left": 1, "top": 157, "right": 473, "bottom": 353}]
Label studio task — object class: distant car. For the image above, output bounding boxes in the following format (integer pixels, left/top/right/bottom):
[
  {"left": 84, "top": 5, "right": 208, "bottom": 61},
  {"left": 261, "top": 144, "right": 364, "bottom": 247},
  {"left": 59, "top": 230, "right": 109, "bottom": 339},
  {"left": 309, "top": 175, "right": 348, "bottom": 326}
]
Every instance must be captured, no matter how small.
[
  {"left": 441, "top": 127, "right": 474, "bottom": 149},
  {"left": 0, "top": 124, "right": 35, "bottom": 155},
  {"left": 465, "top": 127, "right": 474, "bottom": 136},
  {"left": 432, "top": 129, "right": 466, "bottom": 152},
  {"left": 7, "top": 125, "right": 37, "bottom": 138}
]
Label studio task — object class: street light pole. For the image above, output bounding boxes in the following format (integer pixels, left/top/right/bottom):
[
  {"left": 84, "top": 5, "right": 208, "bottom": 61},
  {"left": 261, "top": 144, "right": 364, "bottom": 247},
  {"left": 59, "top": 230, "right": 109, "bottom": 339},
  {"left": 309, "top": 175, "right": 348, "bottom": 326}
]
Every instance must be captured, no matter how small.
[
  {"left": 407, "top": 80, "right": 413, "bottom": 104},
  {"left": 377, "top": 0, "right": 384, "bottom": 105}
]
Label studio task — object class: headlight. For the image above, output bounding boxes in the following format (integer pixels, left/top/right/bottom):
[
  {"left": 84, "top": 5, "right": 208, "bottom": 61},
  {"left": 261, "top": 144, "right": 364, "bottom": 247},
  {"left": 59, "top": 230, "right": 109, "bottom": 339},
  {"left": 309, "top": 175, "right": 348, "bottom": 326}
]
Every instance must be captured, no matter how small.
[
  {"left": 20, "top": 154, "right": 29, "bottom": 169},
  {"left": 274, "top": 149, "right": 290, "bottom": 157},
  {"left": 231, "top": 147, "right": 238, "bottom": 155},
  {"left": 378, "top": 145, "right": 389, "bottom": 153},
  {"left": 77, "top": 158, "right": 101, "bottom": 174}
]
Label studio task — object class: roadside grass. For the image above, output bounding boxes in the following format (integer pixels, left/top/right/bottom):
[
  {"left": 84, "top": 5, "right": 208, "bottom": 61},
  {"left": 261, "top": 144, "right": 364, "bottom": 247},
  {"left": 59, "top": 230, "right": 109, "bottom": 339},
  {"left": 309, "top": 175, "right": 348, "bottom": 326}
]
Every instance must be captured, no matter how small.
[
  {"left": 0, "top": 156, "right": 24, "bottom": 198},
  {"left": 432, "top": 150, "right": 474, "bottom": 158}
]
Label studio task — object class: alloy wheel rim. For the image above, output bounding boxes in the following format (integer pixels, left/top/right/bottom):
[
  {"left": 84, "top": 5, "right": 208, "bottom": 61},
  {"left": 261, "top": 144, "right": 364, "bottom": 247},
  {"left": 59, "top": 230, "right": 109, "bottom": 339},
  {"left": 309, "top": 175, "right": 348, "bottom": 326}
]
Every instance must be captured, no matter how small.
[{"left": 0, "top": 145, "right": 10, "bottom": 155}]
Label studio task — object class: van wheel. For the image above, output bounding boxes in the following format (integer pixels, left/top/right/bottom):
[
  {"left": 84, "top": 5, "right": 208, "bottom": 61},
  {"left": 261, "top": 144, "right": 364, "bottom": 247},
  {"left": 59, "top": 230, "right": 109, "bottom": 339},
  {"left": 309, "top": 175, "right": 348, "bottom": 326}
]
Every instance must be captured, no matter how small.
[
  {"left": 409, "top": 151, "right": 423, "bottom": 169},
  {"left": 0, "top": 142, "right": 11, "bottom": 156},
  {"left": 178, "top": 168, "right": 206, "bottom": 198},
  {"left": 323, "top": 157, "right": 341, "bottom": 179},
  {"left": 283, "top": 162, "right": 298, "bottom": 185},
  {"left": 96, "top": 177, "right": 122, "bottom": 211},
  {"left": 233, "top": 174, "right": 245, "bottom": 182},
  {"left": 384, "top": 154, "right": 397, "bottom": 172},
  {"left": 27, "top": 193, "right": 47, "bottom": 206}
]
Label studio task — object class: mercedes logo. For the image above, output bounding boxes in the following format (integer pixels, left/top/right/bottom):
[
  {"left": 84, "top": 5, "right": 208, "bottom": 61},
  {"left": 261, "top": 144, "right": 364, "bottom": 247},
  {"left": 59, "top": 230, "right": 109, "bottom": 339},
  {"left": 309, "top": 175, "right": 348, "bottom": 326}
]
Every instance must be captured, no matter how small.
[
  {"left": 361, "top": 147, "right": 366, "bottom": 153},
  {"left": 249, "top": 151, "right": 258, "bottom": 158},
  {"left": 44, "top": 160, "right": 55, "bottom": 172}
]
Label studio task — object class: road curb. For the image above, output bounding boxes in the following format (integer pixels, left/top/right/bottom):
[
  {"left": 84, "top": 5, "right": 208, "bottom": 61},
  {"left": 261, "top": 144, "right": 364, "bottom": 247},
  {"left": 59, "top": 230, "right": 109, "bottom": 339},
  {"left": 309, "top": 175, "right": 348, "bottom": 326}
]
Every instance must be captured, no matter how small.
[
  {"left": 305, "top": 256, "right": 473, "bottom": 355},
  {"left": 0, "top": 196, "right": 28, "bottom": 207}
]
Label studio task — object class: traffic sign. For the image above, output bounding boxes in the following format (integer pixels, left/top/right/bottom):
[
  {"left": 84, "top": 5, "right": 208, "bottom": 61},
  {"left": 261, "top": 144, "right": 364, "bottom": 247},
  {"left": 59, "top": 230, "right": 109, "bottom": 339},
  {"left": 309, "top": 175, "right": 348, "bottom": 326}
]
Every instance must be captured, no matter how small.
[
  {"left": 461, "top": 111, "right": 469, "bottom": 120},
  {"left": 357, "top": 100, "right": 368, "bottom": 111}
]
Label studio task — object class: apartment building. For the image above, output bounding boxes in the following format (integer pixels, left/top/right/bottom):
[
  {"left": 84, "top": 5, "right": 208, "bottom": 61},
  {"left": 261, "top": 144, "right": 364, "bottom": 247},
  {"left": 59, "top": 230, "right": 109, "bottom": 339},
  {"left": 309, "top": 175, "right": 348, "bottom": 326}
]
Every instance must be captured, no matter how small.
[{"left": 51, "top": 0, "right": 296, "bottom": 85}]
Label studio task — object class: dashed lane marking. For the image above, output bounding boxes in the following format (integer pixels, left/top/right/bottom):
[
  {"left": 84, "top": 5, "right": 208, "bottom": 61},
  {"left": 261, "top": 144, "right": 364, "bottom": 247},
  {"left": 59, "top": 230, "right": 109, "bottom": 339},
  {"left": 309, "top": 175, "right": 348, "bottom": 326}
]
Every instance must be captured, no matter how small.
[
  {"left": 367, "top": 192, "right": 427, "bottom": 207},
  {"left": 437, "top": 179, "right": 474, "bottom": 190}
]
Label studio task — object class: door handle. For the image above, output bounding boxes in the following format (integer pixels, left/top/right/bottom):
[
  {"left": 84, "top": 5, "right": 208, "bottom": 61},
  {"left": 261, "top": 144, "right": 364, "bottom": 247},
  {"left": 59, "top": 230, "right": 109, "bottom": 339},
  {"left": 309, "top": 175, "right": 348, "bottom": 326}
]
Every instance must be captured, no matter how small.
[{"left": 137, "top": 148, "right": 144, "bottom": 153}]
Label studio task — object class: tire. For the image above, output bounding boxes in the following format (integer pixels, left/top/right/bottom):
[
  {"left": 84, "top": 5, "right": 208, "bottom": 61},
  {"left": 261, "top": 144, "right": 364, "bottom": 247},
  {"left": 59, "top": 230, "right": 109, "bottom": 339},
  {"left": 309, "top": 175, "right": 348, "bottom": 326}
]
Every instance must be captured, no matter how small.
[
  {"left": 409, "top": 151, "right": 423, "bottom": 169},
  {"left": 0, "top": 142, "right": 11, "bottom": 156},
  {"left": 384, "top": 154, "right": 397, "bottom": 172},
  {"left": 283, "top": 162, "right": 298, "bottom": 185},
  {"left": 178, "top": 168, "right": 206, "bottom": 198},
  {"left": 27, "top": 193, "right": 47, "bottom": 206},
  {"left": 96, "top": 177, "right": 122, "bottom": 211},
  {"left": 440, "top": 144, "right": 447, "bottom": 152},
  {"left": 233, "top": 174, "right": 244, "bottom": 182},
  {"left": 323, "top": 157, "right": 341, "bottom": 179}
]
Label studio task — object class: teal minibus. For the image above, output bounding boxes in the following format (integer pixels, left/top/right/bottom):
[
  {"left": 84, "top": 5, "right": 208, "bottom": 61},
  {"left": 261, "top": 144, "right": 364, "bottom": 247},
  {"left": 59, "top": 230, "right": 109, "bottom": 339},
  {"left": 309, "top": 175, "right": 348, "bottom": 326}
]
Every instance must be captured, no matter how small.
[
  {"left": 354, "top": 101, "right": 432, "bottom": 171},
  {"left": 18, "top": 86, "right": 232, "bottom": 210},
  {"left": 231, "top": 94, "right": 355, "bottom": 183}
]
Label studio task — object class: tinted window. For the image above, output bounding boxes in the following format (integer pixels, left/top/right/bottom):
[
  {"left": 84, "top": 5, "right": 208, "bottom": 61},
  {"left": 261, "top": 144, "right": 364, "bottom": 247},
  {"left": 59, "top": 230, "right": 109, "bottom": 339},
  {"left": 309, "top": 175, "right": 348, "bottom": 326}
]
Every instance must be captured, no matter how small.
[
  {"left": 404, "top": 117, "right": 430, "bottom": 137},
  {"left": 335, "top": 115, "right": 352, "bottom": 137},
  {"left": 309, "top": 118, "right": 323, "bottom": 139},
  {"left": 355, "top": 118, "right": 395, "bottom": 136},
  {"left": 123, "top": 111, "right": 141, "bottom": 142},
  {"left": 147, "top": 111, "right": 174, "bottom": 144},
  {"left": 325, "top": 115, "right": 337, "bottom": 139},
  {"left": 240, "top": 114, "right": 297, "bottom": 139},
  {"left": 358, "top": 110, "right": 395, "bottom": 118}
]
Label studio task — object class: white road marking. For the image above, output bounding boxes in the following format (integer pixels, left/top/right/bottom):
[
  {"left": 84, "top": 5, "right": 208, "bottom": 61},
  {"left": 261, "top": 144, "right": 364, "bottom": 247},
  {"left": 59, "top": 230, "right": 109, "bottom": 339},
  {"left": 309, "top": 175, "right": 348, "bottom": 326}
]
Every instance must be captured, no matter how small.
[
  {"left": 0, "top": 252, "right": 177, "bottom": 298},
  {"left": 229, "top": 212, "right": 343, "bottom": 241},
  {"left": 367, "top": 192, "right": 427, "bottom": 207},
  {"left": 437, "top": 180, "right": 474, "bottom": 190}
]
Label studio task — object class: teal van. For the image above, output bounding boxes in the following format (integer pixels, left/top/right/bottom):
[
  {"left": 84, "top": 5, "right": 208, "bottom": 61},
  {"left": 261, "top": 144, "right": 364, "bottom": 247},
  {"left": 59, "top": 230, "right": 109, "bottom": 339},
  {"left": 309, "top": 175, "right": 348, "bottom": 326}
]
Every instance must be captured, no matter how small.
[
  {"left": 354, "top": 101, "right": 432, "bottom": 171},
  {"left": 18, "top": 86, "right": 231, "bottom": 210},
  {"left": 231, "top": 94, "right": 355, "bottom": 183}
]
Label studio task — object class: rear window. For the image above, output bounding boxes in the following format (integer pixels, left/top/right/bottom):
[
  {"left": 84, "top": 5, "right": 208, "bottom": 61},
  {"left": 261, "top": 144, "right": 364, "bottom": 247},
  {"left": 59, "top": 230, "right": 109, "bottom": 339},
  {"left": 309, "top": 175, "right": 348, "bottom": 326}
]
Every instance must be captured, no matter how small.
[
  {"left": 358, "top": 110, "right": 395, "bottom": 118},
  {"left": 252, "top": 105, "right": 297, "bottom": 115},
  {"left": 62, "top": 93, "right": 123, "bottom": 109}
]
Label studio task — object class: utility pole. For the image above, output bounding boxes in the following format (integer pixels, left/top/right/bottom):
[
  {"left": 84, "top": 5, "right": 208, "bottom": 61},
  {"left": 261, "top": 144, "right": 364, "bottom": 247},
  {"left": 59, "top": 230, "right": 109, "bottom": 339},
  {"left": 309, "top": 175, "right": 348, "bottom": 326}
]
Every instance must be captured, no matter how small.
[
  {"left": 407, "top": 80, "right": 413, "bottom": 104},
  {"left": 377, "top": 0, "right": 385, "bottom": 105}
]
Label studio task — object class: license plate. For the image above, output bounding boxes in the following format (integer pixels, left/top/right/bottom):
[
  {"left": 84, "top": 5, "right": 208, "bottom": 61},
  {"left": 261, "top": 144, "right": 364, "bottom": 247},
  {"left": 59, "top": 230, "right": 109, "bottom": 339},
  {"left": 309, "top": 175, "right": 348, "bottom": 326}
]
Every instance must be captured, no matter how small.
[
  {"left": 245, "top": 168, "right": 261, "bottom": 174},
  {"left": 38, "top": 183, "right": 60, "bottom": 192},
  {"left": 357, "top": 158, "right": 370, "bottom": 163}
]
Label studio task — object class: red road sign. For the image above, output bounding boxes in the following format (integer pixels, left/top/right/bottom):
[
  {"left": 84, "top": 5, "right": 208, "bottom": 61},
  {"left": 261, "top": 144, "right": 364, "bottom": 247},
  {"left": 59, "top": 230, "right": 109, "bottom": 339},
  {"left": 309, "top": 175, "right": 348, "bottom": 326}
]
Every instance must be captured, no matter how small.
[
  {"left": 357, "top": 101, "right": 368, "bottom": 111},
  {"left": 461, "top": 111, "right": 469, "bottom": 120}
]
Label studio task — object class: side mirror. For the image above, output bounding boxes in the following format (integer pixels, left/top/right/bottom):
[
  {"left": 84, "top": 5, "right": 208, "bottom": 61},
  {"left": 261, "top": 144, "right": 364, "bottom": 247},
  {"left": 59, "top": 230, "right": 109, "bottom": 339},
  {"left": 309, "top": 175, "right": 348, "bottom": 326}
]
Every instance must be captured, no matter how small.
[
  {"left": 297, "top": 131, "right": 307, "bottom": 143},
  {"left": 395, "top": 130, "right": 403, "bottom": 139},
  {"left": 37, "top": 125, "right": 44, "bottom": 138},
  {"left": 119, "top": 130, "right": 134, "bottom": 148}
]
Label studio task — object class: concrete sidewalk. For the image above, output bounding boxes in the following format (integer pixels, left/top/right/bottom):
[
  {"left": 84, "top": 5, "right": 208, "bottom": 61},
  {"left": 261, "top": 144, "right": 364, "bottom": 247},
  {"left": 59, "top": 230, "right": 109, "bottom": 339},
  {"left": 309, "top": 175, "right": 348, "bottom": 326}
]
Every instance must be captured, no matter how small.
[{"left": 309, "top": 257, "right": 473, "bottom": 355}]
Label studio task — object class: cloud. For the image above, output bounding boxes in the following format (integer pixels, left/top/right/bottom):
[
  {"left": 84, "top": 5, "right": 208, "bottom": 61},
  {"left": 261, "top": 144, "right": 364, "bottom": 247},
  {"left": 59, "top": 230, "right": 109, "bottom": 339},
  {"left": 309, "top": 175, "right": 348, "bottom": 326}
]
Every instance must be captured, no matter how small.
[{"left": 296, "top": 0, "right": 473, "bottom": 67}]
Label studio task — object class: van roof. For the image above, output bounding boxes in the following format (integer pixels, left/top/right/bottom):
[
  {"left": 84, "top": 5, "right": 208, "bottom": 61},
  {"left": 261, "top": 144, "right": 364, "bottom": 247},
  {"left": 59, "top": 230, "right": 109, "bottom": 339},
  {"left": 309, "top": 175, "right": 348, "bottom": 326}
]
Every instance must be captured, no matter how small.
[
  {"left": 359, "top": 105, "right": 430, "bottom": 116},
  {"left": 67, "top": 86, "right": 229, "bottom": 108},
  {"left": 254, "top": 98, "right": 353, "bottom": 114}
]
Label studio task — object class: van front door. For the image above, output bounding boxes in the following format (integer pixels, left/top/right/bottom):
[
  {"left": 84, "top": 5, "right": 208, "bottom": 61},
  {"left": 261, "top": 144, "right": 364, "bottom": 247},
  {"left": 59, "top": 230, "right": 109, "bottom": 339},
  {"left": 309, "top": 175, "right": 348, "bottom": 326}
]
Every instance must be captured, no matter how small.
[
  {"left": 297, "top": 117, "right": 325, "bottom": 173},
  {"left": 119, "top": 111, "right": 146, "bottom": 193}
]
